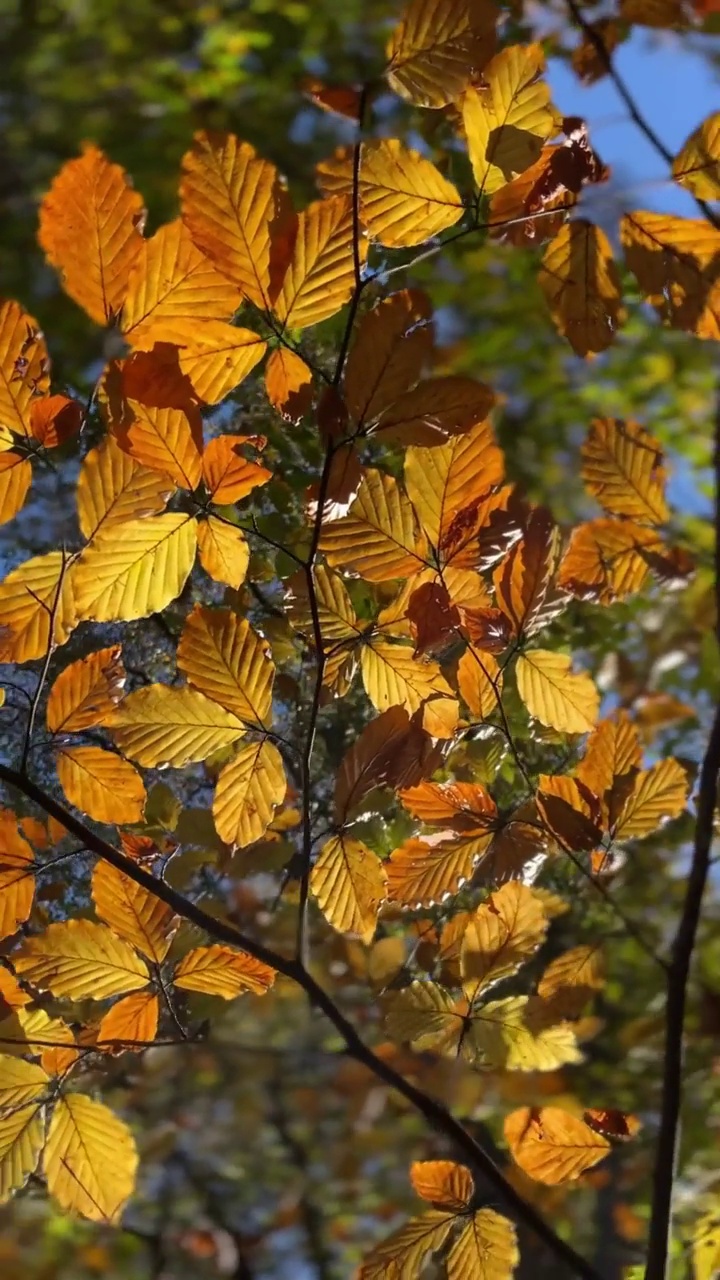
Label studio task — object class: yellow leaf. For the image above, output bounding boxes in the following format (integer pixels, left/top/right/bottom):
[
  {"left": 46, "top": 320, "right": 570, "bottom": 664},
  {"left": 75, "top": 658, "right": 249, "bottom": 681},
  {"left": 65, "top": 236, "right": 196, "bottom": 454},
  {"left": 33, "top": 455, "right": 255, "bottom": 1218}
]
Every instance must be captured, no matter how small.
[
  {"left": 44, "top": 1094, "right": 138, "bottom": 1223},
  {"left": 557, "top": 517, "right": 659, "bottom": 604},
  {"left": 14, "top": 919, "right": 149, "bottom": 1000},
  {"left": 457, "top": 647, "right": 502, "bottom": 719},
  {"left": 472, "top": 996, "right": 581, "bottom": 1071},
  {"left": 286, "top": 563, "right": 361, "bottom": 650},
  {"left": 384, "top": 980, "right": 465, "bottom": 1053},
  {"left": 0, "top": 301, "right": 50, "bottom": 435},
  {"left": 614, "top": 758, "right": 688, "bottom": 839},
  {"left": 538, "top": 945, "right": 605, "bottom": 1019},
  {"left": 516, "top": 649, "right": 599, "bottom": 734},
  {"left": 504, "top": 1106, "right": 611, "bottom": 1184},
  {"left": 47, "top": 646, "right": 126, "bottom": 733},
  {"left": 213, "top": 740, "right": 287, "bottom": 848},
  {"left": 73, "top": 514, "right": 197, "bottom": 623},
  {"left": 274, "top": 195, "right": 365, "bottom": 330},
  {"left": 361, "top": 641, "right": 458, "bottom": 738},
  {"left": 0, "top": 1105, "right": 44, "bottom": 1204},
  {"left": 404, "top": 416, "right": 503, "bottom": 545},
  {"left": 97, "top": 992, "right": 159, "bottom": 1053},
  {"left": 105, "top": 683, "right": 245, "bottom": 768},
  {"left": 180, "top": 132, "right": 296, "bottom": 309},
  {"left": 410, "top": 1159, "right": 473, "bottom": 1210},
  {"left": 202, "top": 434, "right": 271, "bottom": 504},
  {"left": 0, "top": 551, "right": 77, "bottom": 664},
  {"left": 344, "top": 289, "right": 433, "bottom": 426},
  {"left": 177, "top": 604, "right": 274, "bottom": 727},
  {"left": 173, "top": 944, "right": 275, "bottom": 998},
  {"left": 132, "top": 319, "right": 266, "bottom": 405},
  {"left": 386, "top": 0, "right": 497, "bottom": 108},
  {"left": 387, "top": 834, "right": 491, "bottom": 909},
  {"left": 39, "top": 145, "right": 145, "bottom": 325},
  {"left": 581, "top": 418, "right": 668, "bottom": 525},
  {"left": 197, "top": 516, "right": 250, "bottom": 589},
  {"left": 461, "top": 882, "right": 548, "bottom": 998},
  {"left": 673, "top": 111, "right": 720, "bottom": 200},
  {"left": 463, "top": 44, "right": 557, "bottom": 194},
  {"left": 112, "top": 398, "right": 203, "bottom": 491},
  {"left": 621, "top": 210, "right": 720, "bottom": 341},
  {"left": 359, "top": 1210, "right": 456, "bottom": 1279},
  {"left": 0, "top": 1007, "right": 76, "bottom": 1069},
  {"left": 92, "top": 863, "right": 175, "bottom": 963},
  {"left": 310, "top": 834, "right": 386, "bottom": 944},
  {"left": 0, "top": 1057, "right": 49, "bottom": 1109},
  {"left": 56, "top": 747, "right": 146, "bottom": 826},
  {"left": 577, "top": 712, "right": 641, "bottom": 800},
  {"left": 264, "top": 348, "right": 314, "bottom": 423},
  {"left": 0, "top": 810, "right": 34, "bottom": 940},
  {"left": 539, "top": 219, "right": 625, "bottom": 356},
  {"left": 320, "top": 468, "right": 429, "bottom": 582},
  {"left": 317, "top": 139, "right": 464, "bottom": 248},
  {"left": 122, "top": 219, "right": 242, "bottom": 340},
  {"left": 0, "top": 453, "right": 32, "bottom": 527},
  {"left": 693, "top": 1206, "right": 720, "bottom": 1280},
  {"left": 76, "top": 436, "right": 174, "bottom": 540},
  {"left": 447, "top": 1208, "right": 519, "bottom": 1278}
]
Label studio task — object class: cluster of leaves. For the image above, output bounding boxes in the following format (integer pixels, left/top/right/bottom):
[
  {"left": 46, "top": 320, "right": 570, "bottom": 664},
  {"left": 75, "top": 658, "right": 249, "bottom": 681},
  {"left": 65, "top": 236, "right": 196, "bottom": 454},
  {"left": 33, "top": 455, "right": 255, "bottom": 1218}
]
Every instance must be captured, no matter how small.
[{"left": 0, "top": 0, "right": 716, "bottom": 1275}]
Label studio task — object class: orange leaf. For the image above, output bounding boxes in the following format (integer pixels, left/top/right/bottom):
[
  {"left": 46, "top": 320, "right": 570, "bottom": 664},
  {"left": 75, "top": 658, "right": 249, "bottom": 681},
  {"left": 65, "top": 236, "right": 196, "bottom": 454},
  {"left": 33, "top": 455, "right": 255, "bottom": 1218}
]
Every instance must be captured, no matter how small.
[
  {"left": 310, "top": 834, "right": 387, "bottom": 944},
  {"left": 0, "top": 300, "right": 50, "bottom": 436},
  {"left": 265, "top": 348, "right": 313, "bottom": 423},
  {"left": 409, "top": 1160, "right": 473, "bottom": 1211},
  {"left": 378, "top": 375, "right": 496, "bottom": 449},
  {"left": 97, "top": 992, "right": 159, "bottom": 1053},
  {"left": 400, "top": 780, "right": 497, "bottom": 832},
  {"left": 46, "top": 646, "right": 126, "bottom": 733},
  {"left": 457, "top": 646, "right": 502, "bottom": 718},
  {"left": 39, "top": 144, "right": 145, "bottom": 325},
  {"left": 302, "top": 79, "right": 363, "bottom": 120},
  {"left": 344, "top": 289, "right": 433, "bottom": 426},
  {"left": 581, "top": 417, "right": 668, "bottom": 525},
  {"left": 557, "top": 517, "right": 660, "bottom": 603},
  {"left": 504, "top": 1106, "right": 612, "bottom": 1184},
  {"left": 56, "top": 746, "right": 146, "bottom": 826},
  {"left": 173, "top": 944, "right": 275, "bottom": 999},
  {"left": 29, "top": 395, "right": 83, "bottom": 448},
  {"left": 621, "top": 210, "right": 720, "bottom": 340},
  {"left": 202, "top": 434, "right": 271, "bottom": 504},
  {"left": 92, "top": 862, "right": 175, "bottom": 963},
  {"left": 494, "top": 506, "right": 561, "bottom": 638},
  {"left": 132, "top": 322, "right": 266, "bottom": 405},
  {"left": 386, "top": 833, "right": 490, "bottom": 908},
  {"left": 122, "top": 219, "right": 242, "bottom": 341}
]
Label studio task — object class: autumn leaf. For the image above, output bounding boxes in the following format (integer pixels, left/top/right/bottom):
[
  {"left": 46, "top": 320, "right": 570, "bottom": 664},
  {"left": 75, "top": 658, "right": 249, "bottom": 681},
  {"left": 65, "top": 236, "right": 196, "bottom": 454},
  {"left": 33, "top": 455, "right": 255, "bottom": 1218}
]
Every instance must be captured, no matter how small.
[
  {"left": 457, "top": 646, "right": 502, "bottom": 718},
  {"left": 177, "top": 604, "right": 274, "bottom": 728},
  {"left": 0, "top": 453, "right": 32, "bottom": 527},
  {"left": 493, "top": 506, "right": 561, "bottom": 637},
  {"left": 577, "top": 713, "right": 642, "bottom": 802},
  {"left": 361, "top": 640, "right": 458, "bottom": 738},
  {"left": 386, "top": 833, "right": 490, "bottom": 909},
  {"left": 76, "top": 436, "right": 174, "bottom": 540},
  {"left": 581, "top": 418, "right": 668, "bottom": 525},
  {"left": 404, "top": 416, "right": 503, "bottom": 545},
  {"left": 536, "top": 775, "right": 603, "bottom": 853},
  {"left": 111, "top": 393, "right": 203, "bottom": 492},
  {"left": 410, "top": 1159, "right": 473, "bottom": 1210},
  {"left": 538, "top": 945, "right": 605, "bottom": 1019},
  {"left": 386, "top": 0, "right": 496, "bottom": 108},
  {"left": 46, "top": 646, "right": 126, "bottom": 733},
  {"left": 344, "top": 289, "right": 433, "bottom": 426},
  {"left": 310, "top": 834, "right": 386, "bottom": 944},
  {"left": 265, "top": 348, "right": 314, "bottom": 423},
  {"left": 0, "top": 1057, "right": 49, "bottom": 1110},
  {"left": 97, "top": 992, "right": 159, "bottom": 1052},
  {"left": 463, "top": 44, "right": 557, "bottom": 195},
  {"left": 334, "top": 707, "right": 443, "bottom": 822},
  {"left": 73, "top": 514, "right": 197, "bottom": 623},
  {"left": 320, "top": 468, "right": 429, "bottom": 581},
  {"left": 446, "top": 1210, "right": 519, "bottom": 1278},
  {"left": 92, "top": 862, "right": 176, "bottom": 964},
  {"left": 104, "top": 684, "right": 246, "bottom": 768},
  {"left": 539, "top": 219, "right": 625, "bottom": 355},
  {"left": 56, "top": 746, "right": 146, "bottom": 826},
  {"left": 29, "top": 395, "right": 83, "bottom": 448},
  {"left": 133, "top": 320, "right": 266, "bottom": 405},
  {"left": 14, "top": 919, "right": 149, "bottom": 1000},
  {"left": 122, "top": 218, "right": 242, "bottom": 342},
  {"left": 0, "top": 810, "right": 35, "bottom": 941},
  {"left": 504, "top": 1106, "right": 612, "bottom": 1184},
  {"left": 613, "top": 758, "right": 688, "bottom": 839},
  {"left": 460, "top": 882, "right": 548, "bottom": 997},
  {"left": 0, "top": 301, "right": 50, "bottom": 437},
  {"left": 213, "top": 740, "right": 287, "bottom": 848},
  {"left": 173, "top": 945, "right": 275, "bottom": 998},
  {"left": 0, "top": 551, "right": 77, "bottom": 664},
  {"left": 202, "top": 434, "right": 271, "bottom": 504},
  {"left": 672, "top": 111, "right": 720, "bottom": 200},
  {"left": 0, "top": 1105, "right": 45, "bottom": 1205},
  {"left": 274, "top": 195, "right": 365, "bottom": 330},
  {"left": 557, "top": 517, "right": 661, "bottom": 604},
  {"left": 358, "top": 1210, "right": 456, "bottom": 1279},
  {"left": 621, "top": 211, "right": 720, "bottom": 340},
  {"left": 378, "top": 375, "right": 496, "bottom": 449},
  {"left": 516, "top": 649, "right": 599, "bottom": 733},
  {"left": 44, "top": 1094, "right": 138, "bottom": 1223},
  {"left": 197, "top": 516, "right": 250, "bottom": 589}
]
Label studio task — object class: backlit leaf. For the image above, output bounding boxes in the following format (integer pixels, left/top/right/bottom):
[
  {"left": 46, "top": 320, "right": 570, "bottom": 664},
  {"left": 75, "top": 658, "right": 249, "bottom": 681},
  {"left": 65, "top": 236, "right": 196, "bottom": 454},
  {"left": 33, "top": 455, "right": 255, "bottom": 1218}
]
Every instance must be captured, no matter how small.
[
  {"left": 386, "top": 834, "right": 490, "bottom": 908},
  {"left": 344, "top": 290, "right": 433, "bottom": 426},
  {"left": 202, "top": 434, "right": 271, "bottom": 504},
  {"left": 47, "top": 646, "right": 126, "bottom": 733},
  {"left": 0, "top": 1058, "right": 49, "bottom": 1110},
  {"left": 361, "top": 640, "right": 458, "bottom": 737},
  {"left": 457, "top": 647, "right": 502, "bottom": 718},
  {"left": 76, "top": 436, "right": 173, "bottom": 540},
  {"left": 39, "top": 145, "right": 145, "bottom": 325},
  {"left": 104, "top": 684, "right": 245, "bottom": 768},
  {"left": 113, "top": 398, "right": 203, "bottom": 491},
  {"left": 44, "top": 1094, "right": 138, "bottom": 1222},
  {"left": 472, "top": 996, "right": 581, "bottom": 1071},
  {"left": 359, "top": 1210, "right": 455, "bottom": 1279},
  {"left": 265, "top": 348, "right": 314, "bottom": 423},
  {"left": 213, "top": 740, "right": 287, "bottom": 848},
  {"left": 0, "top": 551, "right": 77, "bottom": 663},
  {"left": 538, "top": 945, "right": 605, "bottom": 1019},
  {"left": 311, "top": 835, "right": 386, "bottom": 944},
  {"left": 461, "top": 882, "right": 548, "bottom": 997},
  {"left": 334, "top": 707, "right": 443, "bottom": 822},
  {"left": 504, "top": 1106, "right": 611, "bottom": 1184},
  {"left": 0, "top": 301, "right": 49, "bottom": 436},
  {"left": 56, "top": 746, "right": 146, "bottom": 825},
  {"left": 274, "top": 195, "right": 364, "bottom": 330},
  {"left": 28, "top": 395, "right": 83, "bottom": 448},
  {"left": 177, "top": 604, "right": 274, "bottom": 727},
  {"left": 14, "top": 920, "right": 149, "bottom": 1000},
  {"left": 378, "top": 376, "right": 496, "bottom": 449},
  {"left": 97, "top": 992, "right": 159, "bottom": 1052},
  {"left": 384, "top": 980, "right": 464, "bottom": 1052},
  {"left": 516, "top": 650, "right": 599, "bottom": 734},
  {"left": 0, "top": 810, "right": 34, "bottom": 941},
  {"left": 0, "top": 1105, "right": 44, "bottom": 1204},
  {"left": 73, "top": 514, "right": 197, "bottom": 623},
  {"left": 557, "top": 517, "right": 659, "bottom": 603},
  {"left": 386, "top": 0, "right": 496, "bottom": 107},
  {"left": 173, "top": 944, "right": 275, "bottom": 998},
  {"left": 197, "top": 516, "right": 250, "bottom": 589},
  {"left": 410, "top": 1159, "right": 473, "bottom": 1210},
  {"left": 133, "top": 320, "right": 266, "bottom": 405},
  {"left": 446, "top": 1209, "right": 519, "bottom": 1279},
  {"left": 672, "top": 111, "right": 720, "bottom": 200},
  {"left": 613, "top": 758, "right": 688, "bottom": 839},
  {"left": 621, "top": 210, "right": 720, "bottom": 340},
  {"left": 577, "top": 713, "right": 642, "bottom": 800},
  {"left": 92, "top": 862, "right": 175, "bottom": 963},
  {"left": 463, "top": 44, "right": 557, "bottom": 195},
  {"left": 493, "top": 506, "right": 560, "bottom": 637},
  {"left": 539, "top": 219, "right": 625, "bottom": 356},
  {"left": 122, "top": 219, "right": 241, "bottom": 340},
  {"left": 0, "top": 453, "right": 31, "bottom": 526},
  {"left": 400, "top": 780, "right": 497, "bottom": 830},
  {"left": 536, "top": 775, "right": 603, "bottom": 852},
  {"left": 405, "top": 416, "right": 503, "bottom": 545},
  {"left": 581, "top": 418, "right": 668, "bottom": 525},
  {"left": 320, "top": 468, "right": 429, "bottom": 581}
]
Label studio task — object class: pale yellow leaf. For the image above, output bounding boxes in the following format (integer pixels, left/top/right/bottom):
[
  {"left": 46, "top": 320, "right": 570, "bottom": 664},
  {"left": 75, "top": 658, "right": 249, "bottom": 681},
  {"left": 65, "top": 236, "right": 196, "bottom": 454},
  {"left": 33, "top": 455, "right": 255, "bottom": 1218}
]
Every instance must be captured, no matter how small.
[
  {"left": 213, "top": 740, "right": 287, "bottom": 849},
  {"left": 177, "top": 604, "right": 274, "bottom": 727},
  {"left": 310, "top": 835, "right": 387, "bottom": 944},
  {"left": 614, "top": 758, "right": 688, "bottom": 839},
  {"left": 0, "top": 1104, "right": 44, "bottom": 1204},
  {"left": 516, "top": 649, "right": 599, "bottom": 734},
  {"left": 105, "top": 683, "right": 245, "bottom": 768},
  {"left": 359, "top": 1210, "right": 456, "bottom": 1279},
  {"left": 446, "top": 1208, "right": 519, "bottom": 1279},
  {"left": 0, "top": 551, "right": 77, "bottom": 663},
  {"left": 197, "top": 516, "right": 250, "bottom": 589},
  {"left": 471, "top": 996, "right": 582, "bottom": 1071},
  {"left": 384, "top": 981, "right": 464, "bottom": 1053},
  {"left": 463, "top": 44, "right": 557, "bottom": 194},
  {"left": 44, "top": 1094, "right": 138, "bottom": 1223},
  {"left": 56, "top": 747, "right": 146, "bottom": 826},
  {"left": 173, "top": 944, "right": 275, "bottom": 998},
  {"left": 672, "top": 111, "right": 720, "bottom": 200},
  {"left": 361, "top": 641, "right": 458, "bottom": 738},
  {"left": 14, "top": 919, "right": 149, "bottom": 1000},
  {"left": 0, "top": 1057, "right": 49, "bottom": 1110},
  {"left": 92, "top": 862, "right": 175, "bottom": 963},
  {"left": 73, "top": 514, "right": 197, "bottom": 623}
]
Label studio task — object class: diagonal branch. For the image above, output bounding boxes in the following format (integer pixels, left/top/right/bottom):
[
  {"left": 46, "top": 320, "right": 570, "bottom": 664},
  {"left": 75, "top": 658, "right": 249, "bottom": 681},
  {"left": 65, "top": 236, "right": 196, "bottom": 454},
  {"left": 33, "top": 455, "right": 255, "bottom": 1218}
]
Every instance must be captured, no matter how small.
[{"left": 0, "top": 760, "right": 599, "bottom": 1280}]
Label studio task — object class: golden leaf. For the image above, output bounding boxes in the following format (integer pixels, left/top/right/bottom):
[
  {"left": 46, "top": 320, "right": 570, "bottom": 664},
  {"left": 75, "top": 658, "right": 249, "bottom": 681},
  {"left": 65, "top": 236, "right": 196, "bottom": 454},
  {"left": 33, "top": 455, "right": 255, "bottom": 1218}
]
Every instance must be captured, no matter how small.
[
  {"left": 0, "top": 301, "right": 50, "bottom": 436},
  {"left": 264, "top": 348, "right": 314, "bottom": 423},
  {"left": 359, "top": 1210, "right": 456, "bottom": 1279},
  {"left": 14, "top": 919, "right": 149, "bottom": 1000},
  {"left": 344, "top": 289, "right": 433, "bottom": 426},
  {"left": 673, "top": 111, "right": 720, "bottom": 200},
  {"left": 202, "top": 434, "right": 271, "bottom": 504},
  {"left": 471, "top": 996, "right": 582, "bottom": 1071},
  {"left": 361, "top": 640, "right": 458, "bottom": 738},
  {"left": 47, "top": 646, "right": 126, "bottom": 733},
  {"left": 213, "top": 740, "right": 287, "bottom": 848},
  {"left": 504, "top": 1106, "right": 611, "bottom": 1184},
  {"left": 56, "top": 746, "right": 146, "bottom": 826},
  {"left": 73, "top": 514, "right": 197, "bottom": 623},
  {"left": 692, "top": 1206, "right": 720, "bottom": 1280},
  {"left": 457, "top": 647, "right": 502, "bottom": 718},
  {"left": 286, "top": 563, "right": 361, "bottom": 651},
  {"left": 39, "top": 145, "right": 145, "bottom": 325},
  {"left": 105, "top": 684, "right": 245, "bottom": 768},
  {"left": 377, "top": 375, "right": 496, "bottom": 449},
  {"left": 577, "top": 713, "right": 642, "bottom": 800},
  {"left": 410, "top": 1159, "right": 473, "bottom": 1210},
  {"left": 613, "top": 758, "right": 688, "bottom": 839},
  {"left": 274, "top": 195, "right": 364, "bottom": 330},
  {"left": 621, "top": 210, "right": 720, "bottom": 340},
  {"left": 320, "top": 468, "right": 429, "bottom": 581},
  {"left": 0, "top": 1006, "right": 75, "bottom": 1067},
  {"left": 385, "top": 981, "right": 465, "bottom": 1053},
  {"left": 97, "top": 992, "right": 159, "bottom": 1053},
  {"left": 0, "top": 1057, "right": 49, "bottom": 1110},
  {"left": 0, "top": 810, "right": 34, "bottom": 941},
  {"left": 539, "top": 219, "right": 625, "bottom": 356},
  {"left": 44, "top": 1094, "right": 138, "bottom": 1223},
  {"left": 404, "top": 416, "right": 503, "bottom": 546},
  {"left": 581, "top": 418, "right": 668, "bottom": 525},
  {"left": 386, "top": 834, "right": 490, "bottom": 908},
  {"left": 538, "top": 944, "right": 605, "bottom": 1019},
  {"left": 173, "top": 944, "right": 275, "bottom": 998},
  {"left": 0, "top": 453, "right": 32, "bottom": 526},
  {"left": 0, "top": 1105, "right": 44, "bottom": 1205},
  {"left": 112, "top": 399, "right": 203, "bottom": 492},
  {"left": 516, "top": 649, "right": 599, "bottom": 734},
  {"left": 197, "top": 516, "right": 250, "bottom": 589},
  {"left": 536, "top": 775, "right": 603, "bottom": 853},
  {"left": 386, "top": 0, "right": 496, "bottom": 107},
  {"left": 461, "top": 882, "right": 548, "bottom": 998},
  {"left": 76, "top": 436, "right": 174, "bottom": 540},
  {"left": 463, "top": 44, "right": 557, "bottom": 195},
  {"left": 446, "top": 1209, "right": 519, "bottom": 1279},
  {"left": 310, "top": 835, "right": 387, "bottom": 944},
  {"left": 122, "top": 219, "right": 241, "bottom": 340},
  {"left": 0, "top": 551, "right": 77, "bottom": 663},
  {"left": 92, "top": 863, "right": 175, "bottom": 963},
  {"left": 180, "top": 132, "right": 296, "bottom": 309},
  {"left": 133, "top": 320, "right": 266, "bottom": 405},
  {"left": 493, "top": 506, "right": 560, "bottom": 637},
  {"left": 557, "top": 517, "right": 660, "bottom": 604},
  {"left": 177, "top": 604, "right": 274, "bottom": 727}
]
